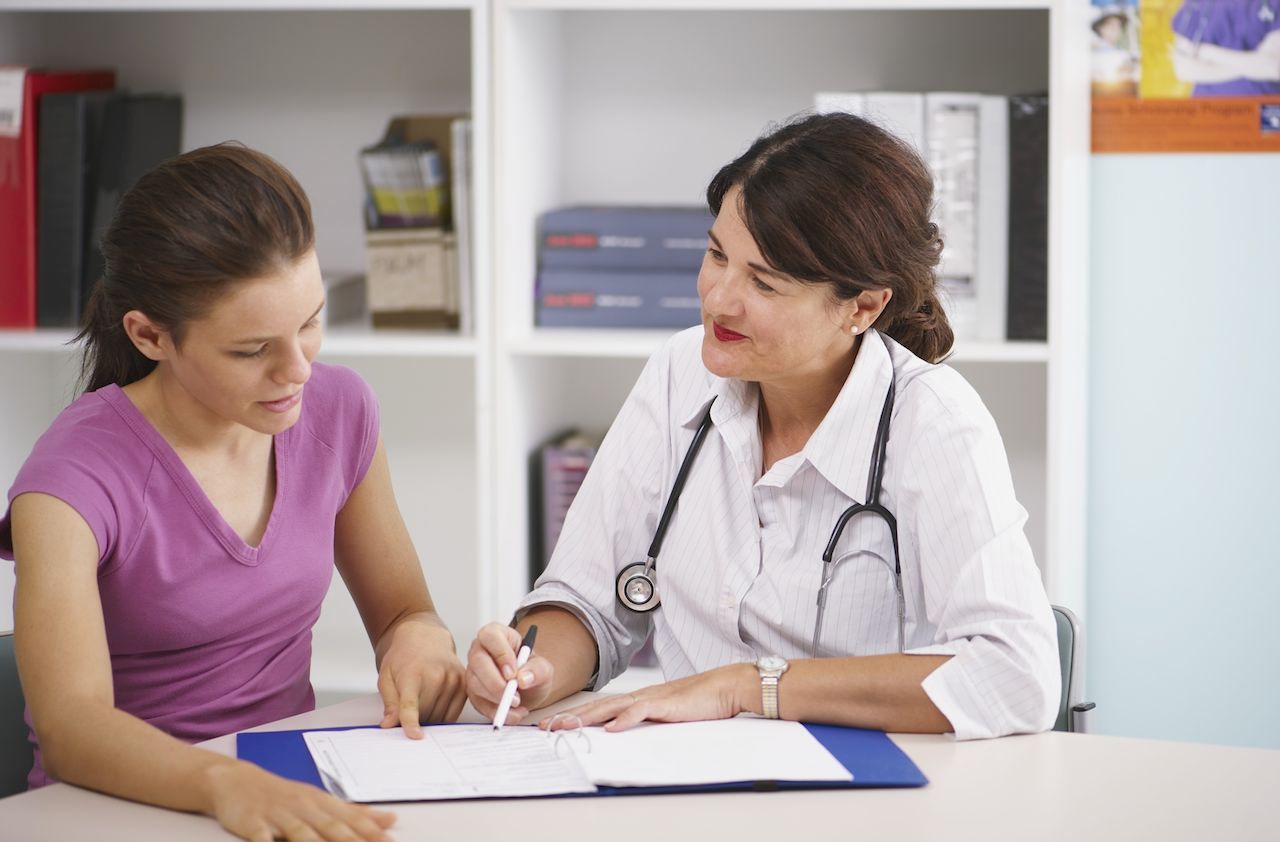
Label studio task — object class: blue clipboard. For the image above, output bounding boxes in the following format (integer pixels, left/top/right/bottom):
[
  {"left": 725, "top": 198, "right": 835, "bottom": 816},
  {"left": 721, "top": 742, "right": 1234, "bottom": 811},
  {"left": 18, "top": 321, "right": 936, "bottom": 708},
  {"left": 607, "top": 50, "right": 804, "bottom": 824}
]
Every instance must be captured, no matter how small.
[{"left": 236, "top": 722, "right": 928, "bottom": 800}]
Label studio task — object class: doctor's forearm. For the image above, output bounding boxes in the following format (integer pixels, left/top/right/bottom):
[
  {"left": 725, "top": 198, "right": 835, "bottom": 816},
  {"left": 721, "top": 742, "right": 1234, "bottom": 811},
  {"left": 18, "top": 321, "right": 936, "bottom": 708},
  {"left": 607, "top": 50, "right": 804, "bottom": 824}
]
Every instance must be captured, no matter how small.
[
  {"left": 516, "top": 606, "right": 599, "bottom": 706},
  {"left": 730, "top": 654, "right": 954, "bottom": 733}
]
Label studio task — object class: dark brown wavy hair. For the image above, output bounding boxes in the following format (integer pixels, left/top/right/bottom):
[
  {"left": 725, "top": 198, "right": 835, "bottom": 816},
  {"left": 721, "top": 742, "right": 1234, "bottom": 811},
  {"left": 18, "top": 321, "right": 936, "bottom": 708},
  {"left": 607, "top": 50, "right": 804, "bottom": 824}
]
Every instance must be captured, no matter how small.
[
  {"left": 707, "top": 112, "right": 953, "bottom": 363},
  {"left": 76, "top": 142, "right": 315, "bottom": 393}
]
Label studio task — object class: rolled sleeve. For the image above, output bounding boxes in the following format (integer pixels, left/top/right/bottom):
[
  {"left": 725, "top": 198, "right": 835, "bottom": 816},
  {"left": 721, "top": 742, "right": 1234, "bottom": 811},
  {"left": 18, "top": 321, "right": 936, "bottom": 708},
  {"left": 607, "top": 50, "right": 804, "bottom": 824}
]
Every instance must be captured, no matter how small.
[
  {"left": 901, "top": 382, "right": 1060, "bottom": 739},
  {"left": 911, "top": 566, "right": 1061, "bottom": 740}
]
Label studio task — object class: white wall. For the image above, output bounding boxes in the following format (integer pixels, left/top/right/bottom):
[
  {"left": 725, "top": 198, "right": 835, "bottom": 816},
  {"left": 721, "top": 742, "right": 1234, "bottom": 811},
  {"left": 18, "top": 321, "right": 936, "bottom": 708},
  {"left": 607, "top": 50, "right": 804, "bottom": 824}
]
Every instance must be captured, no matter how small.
[
  {"left": 1088, "top": 154, "right": 1280, "bottom": 749},
  {"left": 0, "top": 352, "right": 80, "bottom": 632}
]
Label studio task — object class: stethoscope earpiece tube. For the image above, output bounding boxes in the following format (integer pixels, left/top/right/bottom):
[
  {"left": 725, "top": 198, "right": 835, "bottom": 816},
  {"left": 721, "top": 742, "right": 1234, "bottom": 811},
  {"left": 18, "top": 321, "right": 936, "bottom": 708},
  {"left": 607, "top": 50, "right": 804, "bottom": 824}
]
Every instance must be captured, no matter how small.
[
  {"left": 618, "top": 370, "right": 904, "bottom": 658},
  {"left": 814, "top": 378, "right": 902, "bottom": 657},
  {"left": 645, "top": 399, "right": 717, "bottom": 561},
  {"left": 617, "top": 399, "right": 717, "bottom": 614}
]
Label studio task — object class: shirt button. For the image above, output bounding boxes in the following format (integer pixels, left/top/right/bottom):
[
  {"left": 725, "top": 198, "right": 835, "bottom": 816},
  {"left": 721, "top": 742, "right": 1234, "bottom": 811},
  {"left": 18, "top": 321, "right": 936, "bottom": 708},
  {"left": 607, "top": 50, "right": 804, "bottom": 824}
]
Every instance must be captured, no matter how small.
[{"left": 721, "top": 595, "right": 736, "bottom": 610}]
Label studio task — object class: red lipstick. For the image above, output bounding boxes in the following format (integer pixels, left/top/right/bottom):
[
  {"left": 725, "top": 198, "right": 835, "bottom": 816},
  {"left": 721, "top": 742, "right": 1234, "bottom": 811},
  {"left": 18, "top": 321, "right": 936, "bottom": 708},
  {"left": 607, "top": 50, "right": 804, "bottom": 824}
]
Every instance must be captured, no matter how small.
[{"left": 713, "top": 323, "right": 747, "bottom": 342}]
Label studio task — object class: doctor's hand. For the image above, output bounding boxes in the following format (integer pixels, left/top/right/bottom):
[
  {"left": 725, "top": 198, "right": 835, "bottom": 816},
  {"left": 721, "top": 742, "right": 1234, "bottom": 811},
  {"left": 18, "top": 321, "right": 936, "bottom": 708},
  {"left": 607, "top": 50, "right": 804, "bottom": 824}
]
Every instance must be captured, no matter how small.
[
  {"left": 377, "top": 618, "right": 467, "bottom": 738},
  {"left": 465, "top": 622, "right": 556, "bottom": 725},
  {"left": 544, "top": 663, "right": 756, "bottom": 732}
]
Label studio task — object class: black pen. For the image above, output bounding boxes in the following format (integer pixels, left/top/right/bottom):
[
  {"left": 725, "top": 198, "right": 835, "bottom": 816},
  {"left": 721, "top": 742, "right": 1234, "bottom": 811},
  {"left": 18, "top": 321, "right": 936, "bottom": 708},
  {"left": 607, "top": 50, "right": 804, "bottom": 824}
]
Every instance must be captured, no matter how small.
[{"left": 492, "top": 625, "right": 537, "bottom": 731}]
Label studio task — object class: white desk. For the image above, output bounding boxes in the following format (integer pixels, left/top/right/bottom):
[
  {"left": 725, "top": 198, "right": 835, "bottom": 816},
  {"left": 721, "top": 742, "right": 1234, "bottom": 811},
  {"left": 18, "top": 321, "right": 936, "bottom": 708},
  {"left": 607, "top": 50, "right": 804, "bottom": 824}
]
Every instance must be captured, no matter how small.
[{"left": 1, "top": 693, "right": 1276, "bottom": 841}]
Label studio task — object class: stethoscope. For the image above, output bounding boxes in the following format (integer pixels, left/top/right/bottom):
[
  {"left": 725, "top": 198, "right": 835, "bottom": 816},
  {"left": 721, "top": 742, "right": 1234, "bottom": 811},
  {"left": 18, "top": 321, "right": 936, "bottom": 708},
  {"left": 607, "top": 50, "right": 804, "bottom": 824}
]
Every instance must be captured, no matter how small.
[{"left": 615, "top": 372, "right": 905, "bottom": 658}]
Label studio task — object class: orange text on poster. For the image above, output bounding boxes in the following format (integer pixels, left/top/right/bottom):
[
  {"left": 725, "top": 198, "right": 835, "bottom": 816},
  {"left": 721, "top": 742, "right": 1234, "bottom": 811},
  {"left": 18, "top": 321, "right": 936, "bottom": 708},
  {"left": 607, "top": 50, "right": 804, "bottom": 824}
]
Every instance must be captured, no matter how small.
[{"left": 1093, "top": 97, "right": 1280, "bottom": 153}]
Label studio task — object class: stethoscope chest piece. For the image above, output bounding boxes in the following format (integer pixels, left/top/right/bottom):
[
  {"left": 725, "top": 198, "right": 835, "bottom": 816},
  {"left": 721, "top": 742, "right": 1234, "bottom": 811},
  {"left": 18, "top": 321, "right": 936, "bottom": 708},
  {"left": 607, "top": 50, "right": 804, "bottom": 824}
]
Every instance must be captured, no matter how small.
[
  {"left": 616, "top": 561, "right": 660, "bottom": 612},
  {"left": 611, "top": 370, "right": 903, "bottom": 655}
]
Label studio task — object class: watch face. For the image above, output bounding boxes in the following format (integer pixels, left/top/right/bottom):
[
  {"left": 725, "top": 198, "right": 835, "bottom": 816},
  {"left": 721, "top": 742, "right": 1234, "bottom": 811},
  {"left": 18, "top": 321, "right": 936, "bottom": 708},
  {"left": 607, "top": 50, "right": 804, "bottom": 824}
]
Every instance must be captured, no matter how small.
[{"left": 757, "top": 655, "right": 787, "bottom": 672}]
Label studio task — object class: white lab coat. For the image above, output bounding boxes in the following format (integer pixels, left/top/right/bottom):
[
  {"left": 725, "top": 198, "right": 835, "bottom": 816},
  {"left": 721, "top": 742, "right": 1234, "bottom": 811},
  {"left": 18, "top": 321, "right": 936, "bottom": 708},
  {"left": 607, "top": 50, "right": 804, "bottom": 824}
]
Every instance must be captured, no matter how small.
[{"left": 519, "top": 326, "right": 1059, "bottom": 739}]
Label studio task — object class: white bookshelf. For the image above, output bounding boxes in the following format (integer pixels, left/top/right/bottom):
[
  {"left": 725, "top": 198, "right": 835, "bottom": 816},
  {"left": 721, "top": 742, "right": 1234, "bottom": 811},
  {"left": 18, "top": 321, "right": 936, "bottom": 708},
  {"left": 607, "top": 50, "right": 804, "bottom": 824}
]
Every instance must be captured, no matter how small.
[
  {"left": 0, "top": 1, "right": 1089, "bottom": 694},
  {"left": 0, "top": 330, "right": 80, "bottom": 352},
  {"left": 489, "top": 0, "right": 1090, "bottom": 623},
  {"left": 0, "top": 2, "right": 495, "bottom": 694}
]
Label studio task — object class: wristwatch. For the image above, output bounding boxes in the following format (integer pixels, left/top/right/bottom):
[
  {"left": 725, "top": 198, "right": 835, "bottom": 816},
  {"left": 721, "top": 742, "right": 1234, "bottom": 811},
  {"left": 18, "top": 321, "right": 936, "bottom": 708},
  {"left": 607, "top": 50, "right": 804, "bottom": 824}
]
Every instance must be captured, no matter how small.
[{"left": 755, "top": 655, "right": 789, "bottom": 719}]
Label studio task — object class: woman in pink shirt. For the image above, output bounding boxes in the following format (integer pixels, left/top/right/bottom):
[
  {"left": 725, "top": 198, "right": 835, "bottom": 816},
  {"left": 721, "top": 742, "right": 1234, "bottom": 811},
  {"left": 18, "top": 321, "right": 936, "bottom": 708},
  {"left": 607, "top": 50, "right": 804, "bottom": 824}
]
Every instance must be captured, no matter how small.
[{"left": 1, "top": 144, "right": 464, "bottom": 841}]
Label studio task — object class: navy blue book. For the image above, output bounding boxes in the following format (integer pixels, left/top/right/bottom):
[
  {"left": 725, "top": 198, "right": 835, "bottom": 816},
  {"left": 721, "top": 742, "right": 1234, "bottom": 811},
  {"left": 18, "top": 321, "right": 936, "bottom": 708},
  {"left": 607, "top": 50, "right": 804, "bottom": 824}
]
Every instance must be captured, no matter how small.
[
  {"left": 237, "top": 722, "right": 928, "bottom": 801},
  {"left": 538, "top": 206, "right": 714, "bottom": 272},
  {"left": 536, "top": 268, "right": 701, "bottom": 329}
]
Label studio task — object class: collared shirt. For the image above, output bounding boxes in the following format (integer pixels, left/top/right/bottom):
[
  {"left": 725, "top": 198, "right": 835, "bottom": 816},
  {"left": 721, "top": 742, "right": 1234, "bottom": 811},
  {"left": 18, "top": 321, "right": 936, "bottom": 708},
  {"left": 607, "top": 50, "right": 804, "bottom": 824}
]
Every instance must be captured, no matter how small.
[{"left": 518, "top": 326, "right": 1060, "bottom": 740}]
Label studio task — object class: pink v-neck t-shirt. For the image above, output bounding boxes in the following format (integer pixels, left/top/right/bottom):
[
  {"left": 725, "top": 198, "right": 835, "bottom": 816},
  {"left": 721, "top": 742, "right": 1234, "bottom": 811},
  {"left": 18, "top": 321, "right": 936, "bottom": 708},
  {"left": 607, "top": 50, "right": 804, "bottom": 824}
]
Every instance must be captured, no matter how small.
[{"left": 0, "top": 362, "right": 379, "bottom": 789}]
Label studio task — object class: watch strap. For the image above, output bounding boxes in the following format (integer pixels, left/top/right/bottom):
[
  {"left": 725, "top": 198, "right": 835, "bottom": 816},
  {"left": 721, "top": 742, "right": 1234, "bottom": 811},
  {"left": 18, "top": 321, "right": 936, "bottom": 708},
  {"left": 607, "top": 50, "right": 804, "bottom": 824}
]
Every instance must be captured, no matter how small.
[{"left": 761, "top": 674, "right": 781, "bottom": 719}]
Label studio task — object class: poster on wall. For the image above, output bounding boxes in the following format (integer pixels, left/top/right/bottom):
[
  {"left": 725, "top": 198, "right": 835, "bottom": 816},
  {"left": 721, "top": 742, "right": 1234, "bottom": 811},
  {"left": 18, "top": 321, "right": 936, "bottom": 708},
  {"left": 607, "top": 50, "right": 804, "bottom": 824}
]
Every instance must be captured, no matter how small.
[{"left": 1091, "top": 0, "right": 1280, "bottom": 152}]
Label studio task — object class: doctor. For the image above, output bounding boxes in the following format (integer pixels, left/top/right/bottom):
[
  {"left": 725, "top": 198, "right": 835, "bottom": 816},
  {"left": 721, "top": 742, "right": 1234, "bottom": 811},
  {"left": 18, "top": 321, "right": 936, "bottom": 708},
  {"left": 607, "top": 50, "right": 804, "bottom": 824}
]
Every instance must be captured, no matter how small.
[{"left": 466, "top": 112, "right": 1060, "bottom": 739}]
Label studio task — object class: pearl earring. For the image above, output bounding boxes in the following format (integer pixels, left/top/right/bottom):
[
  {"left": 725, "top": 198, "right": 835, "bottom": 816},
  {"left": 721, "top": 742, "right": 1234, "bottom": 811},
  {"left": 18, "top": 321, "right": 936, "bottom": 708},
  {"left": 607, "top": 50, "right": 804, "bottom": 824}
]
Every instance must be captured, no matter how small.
[{"left": 850, "top": 324, "right": 860, "bottom": 335}]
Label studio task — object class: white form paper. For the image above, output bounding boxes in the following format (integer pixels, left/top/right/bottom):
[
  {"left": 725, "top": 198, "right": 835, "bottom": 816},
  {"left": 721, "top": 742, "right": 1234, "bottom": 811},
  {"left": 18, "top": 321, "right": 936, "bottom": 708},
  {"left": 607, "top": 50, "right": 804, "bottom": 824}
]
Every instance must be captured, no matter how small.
[
  {"left": 566, "top": 719, "right": 854, "bottom": 787},
  {"left": 303, "top": 726, "right": 597, "bottom": 802},
  {"left": 303, "top": 718, "right": 852, "bottom": 802}
]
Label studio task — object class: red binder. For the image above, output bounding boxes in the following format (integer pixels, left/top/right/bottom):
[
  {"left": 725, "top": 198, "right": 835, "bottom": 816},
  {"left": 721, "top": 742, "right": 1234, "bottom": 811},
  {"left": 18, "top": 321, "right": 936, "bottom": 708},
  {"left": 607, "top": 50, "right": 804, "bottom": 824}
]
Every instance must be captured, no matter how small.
[{"left": 0, "top": 67, "right": 115, "bottom": 328}]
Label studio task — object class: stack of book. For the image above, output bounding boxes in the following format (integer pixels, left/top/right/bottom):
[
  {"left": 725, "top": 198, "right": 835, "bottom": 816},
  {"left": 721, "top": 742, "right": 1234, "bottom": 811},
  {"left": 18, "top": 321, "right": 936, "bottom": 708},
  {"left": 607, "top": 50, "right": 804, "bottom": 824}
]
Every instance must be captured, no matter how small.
[
  {"left": 0, "top": 67, "right": 185, "bottom": 330},
  {"left": 530, "top": 430, "right": 599, "bottom": 583},
  {"left": 535, "top": 205, "right": 713, "bottom": 329},
  {"left": 815, "top": 90, "right": 1049, "bottom": 343},
  {"left": 360, "top": 115, "right": 472, "bottom": 332}
]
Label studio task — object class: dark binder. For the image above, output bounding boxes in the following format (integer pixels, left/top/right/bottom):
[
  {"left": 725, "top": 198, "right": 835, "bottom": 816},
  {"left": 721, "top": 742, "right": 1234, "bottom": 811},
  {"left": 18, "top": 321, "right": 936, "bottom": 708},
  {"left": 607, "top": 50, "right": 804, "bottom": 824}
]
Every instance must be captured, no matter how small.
[
  {"left": 80, "top": 94, "right": 183, "bottom": 310},
  {"left": 36, "top": 90, "right": 114, "bottom": 327},
  {"left": 1006, "top": 93, "right": 1049, "bottom": 342},
  {"left": 237, "top": 722, "right": 928, "bottom": 799}
]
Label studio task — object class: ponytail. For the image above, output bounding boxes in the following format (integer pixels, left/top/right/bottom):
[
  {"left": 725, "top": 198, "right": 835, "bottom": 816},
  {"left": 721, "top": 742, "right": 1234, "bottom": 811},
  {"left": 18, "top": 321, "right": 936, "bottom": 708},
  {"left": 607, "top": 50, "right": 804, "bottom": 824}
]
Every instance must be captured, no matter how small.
[
  {"left": 881, "top": 289, "right": 954, "bottom": 365},
  {"left": 74, "top": 278, "right": 156, "bottom": 395},
  {"left": 875, "top": 218, "right": 954, "bottom": 364}
]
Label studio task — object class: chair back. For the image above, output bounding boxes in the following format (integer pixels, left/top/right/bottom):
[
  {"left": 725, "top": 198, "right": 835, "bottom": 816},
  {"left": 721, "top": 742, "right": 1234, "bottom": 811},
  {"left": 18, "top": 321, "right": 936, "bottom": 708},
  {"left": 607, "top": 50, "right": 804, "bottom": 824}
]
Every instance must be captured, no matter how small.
[
  {"left": 1051, "top": 604, "right": 1094, "bottom": 733},
  {"left": 0, "top": 632, "right": 33, "bottom": 797}
]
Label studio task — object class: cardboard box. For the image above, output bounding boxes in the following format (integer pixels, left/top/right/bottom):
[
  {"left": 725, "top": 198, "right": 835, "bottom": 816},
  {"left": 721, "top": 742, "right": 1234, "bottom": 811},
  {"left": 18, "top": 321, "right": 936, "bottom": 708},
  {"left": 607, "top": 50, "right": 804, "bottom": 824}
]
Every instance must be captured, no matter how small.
[
  {"left": 362, "top": 113, "right": 467, "bottom": 329},
  {"left": 365, "top": 228, "right": 458, "bottom": 329}
]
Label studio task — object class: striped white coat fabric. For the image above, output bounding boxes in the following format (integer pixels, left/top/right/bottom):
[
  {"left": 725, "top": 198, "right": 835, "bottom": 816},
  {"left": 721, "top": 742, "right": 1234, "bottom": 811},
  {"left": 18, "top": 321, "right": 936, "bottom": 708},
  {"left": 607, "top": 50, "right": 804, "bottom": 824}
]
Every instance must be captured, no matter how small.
[{"left": 518, "top": 326, "right": 1059, "bottom": 740}]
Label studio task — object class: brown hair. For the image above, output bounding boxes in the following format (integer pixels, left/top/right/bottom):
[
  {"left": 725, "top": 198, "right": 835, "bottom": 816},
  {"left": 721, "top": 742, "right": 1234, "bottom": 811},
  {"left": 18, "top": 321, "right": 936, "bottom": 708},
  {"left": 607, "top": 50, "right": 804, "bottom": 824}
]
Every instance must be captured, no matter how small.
[
  {"left": 76, "top": 142, "right": 315, "bottom": 393},
  {"left": 707, "top": 111, "right": 953, "bottom": 363}
]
